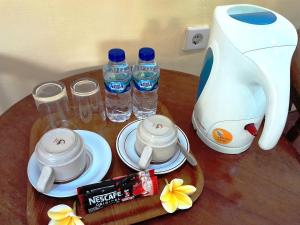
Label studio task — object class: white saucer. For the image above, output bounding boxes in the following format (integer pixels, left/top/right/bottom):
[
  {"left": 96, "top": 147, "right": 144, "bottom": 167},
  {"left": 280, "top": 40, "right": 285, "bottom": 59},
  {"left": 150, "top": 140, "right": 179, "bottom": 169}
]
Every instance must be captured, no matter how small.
[
  {"left": 27, "top": 130, "right": 112, "bottom": 198},
  {"left": 116, "top": 120, "right": 190, "bottom": 174}
]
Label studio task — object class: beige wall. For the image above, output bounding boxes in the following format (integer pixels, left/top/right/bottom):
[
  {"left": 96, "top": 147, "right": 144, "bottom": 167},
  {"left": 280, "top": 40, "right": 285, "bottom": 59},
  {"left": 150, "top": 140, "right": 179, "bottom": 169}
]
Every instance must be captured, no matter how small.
[{"left": 0, "top": 0, "right": 299, "bottom": 115}]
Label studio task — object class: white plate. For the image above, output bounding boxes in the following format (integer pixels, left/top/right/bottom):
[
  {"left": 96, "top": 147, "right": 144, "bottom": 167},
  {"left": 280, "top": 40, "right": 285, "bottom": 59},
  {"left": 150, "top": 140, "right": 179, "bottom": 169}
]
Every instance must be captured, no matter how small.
[
  {"left": 116, "top": 120, "right": 190, "bottom": 174},
  {"left": 27, "top": 130, "right": 112, "bottom": 198}
]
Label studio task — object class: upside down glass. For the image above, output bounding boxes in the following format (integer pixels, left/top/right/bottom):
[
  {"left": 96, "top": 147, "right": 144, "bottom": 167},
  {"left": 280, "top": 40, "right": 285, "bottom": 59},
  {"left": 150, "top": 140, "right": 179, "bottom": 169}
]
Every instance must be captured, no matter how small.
[
  {"left": 71, "top": 78, "right": 106, "bottom": 128},
  {"left": 32, "top": 81, "right": 73, "bottom": 130}
]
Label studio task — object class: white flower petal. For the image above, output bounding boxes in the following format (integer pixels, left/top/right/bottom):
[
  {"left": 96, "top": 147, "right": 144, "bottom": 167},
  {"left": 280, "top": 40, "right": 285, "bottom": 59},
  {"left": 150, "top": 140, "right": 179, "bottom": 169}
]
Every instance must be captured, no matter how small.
[
  {"left": 174, "top": 192, "right": 193, "bottom": 210},
  {"left": 174, "top": 185, "right": 196, "bottom": 195},
  {"left": 47, "top": 204, "right": 73, "bottom": 221},
  {"left": 161, "top": 194, "right": 178, "bottom": 213},
  {"left": 48, "top": 219, "right": 56, "bottom": 225},
  {"left": 169, "top": 179, "right": 184, "bottom": 191},
  {"left": 74, "top": 217, "right": 85, "bottom": 225},
  {"left": 160, "top": 184, "right": 172, "bottom": 202}
]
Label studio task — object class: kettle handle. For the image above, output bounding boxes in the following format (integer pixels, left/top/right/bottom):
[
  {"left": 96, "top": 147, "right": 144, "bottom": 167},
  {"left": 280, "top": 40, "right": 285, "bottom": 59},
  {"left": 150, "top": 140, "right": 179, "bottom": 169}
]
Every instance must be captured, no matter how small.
[{"left": 245, "top": 46, "right": 295, "bottom": 150}]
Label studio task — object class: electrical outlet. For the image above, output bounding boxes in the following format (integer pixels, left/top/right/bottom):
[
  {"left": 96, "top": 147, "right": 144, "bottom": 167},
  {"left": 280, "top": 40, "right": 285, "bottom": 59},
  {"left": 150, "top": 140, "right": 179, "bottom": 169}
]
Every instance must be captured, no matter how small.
[{"left": 183, "top": 26, "right": 210, "bottom": 50}]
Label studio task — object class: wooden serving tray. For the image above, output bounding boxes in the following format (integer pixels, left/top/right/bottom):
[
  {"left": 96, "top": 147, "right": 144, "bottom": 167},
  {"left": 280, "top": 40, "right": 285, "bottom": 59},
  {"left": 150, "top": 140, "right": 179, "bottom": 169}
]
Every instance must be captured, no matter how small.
[{"left": 27, "top": 102, "right": 204, "bottom": 225}]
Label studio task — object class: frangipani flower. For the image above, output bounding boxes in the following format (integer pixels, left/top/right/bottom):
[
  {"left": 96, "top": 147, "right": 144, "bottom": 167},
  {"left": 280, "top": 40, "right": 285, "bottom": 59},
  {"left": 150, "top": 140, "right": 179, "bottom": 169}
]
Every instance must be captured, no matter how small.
[
  {"left": 160, "top": 178, "right": 196, "bottom": 213},
  {"left": 48, "top": 204, "right": 84, "bottom": 225}
]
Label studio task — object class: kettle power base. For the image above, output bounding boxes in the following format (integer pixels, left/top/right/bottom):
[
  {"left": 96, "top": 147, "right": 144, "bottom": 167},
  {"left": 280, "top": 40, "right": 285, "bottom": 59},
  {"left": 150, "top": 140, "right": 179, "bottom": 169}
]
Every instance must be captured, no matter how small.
[{"left": 192, "top": 111, "right": 251, "bottom": 154}]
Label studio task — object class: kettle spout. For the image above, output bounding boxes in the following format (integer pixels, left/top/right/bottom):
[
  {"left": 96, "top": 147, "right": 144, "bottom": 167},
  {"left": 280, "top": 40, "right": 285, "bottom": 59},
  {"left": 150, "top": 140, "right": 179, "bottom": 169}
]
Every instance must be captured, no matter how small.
[{"left": 244, "top": 46, "right": 296, "bottom": 150}]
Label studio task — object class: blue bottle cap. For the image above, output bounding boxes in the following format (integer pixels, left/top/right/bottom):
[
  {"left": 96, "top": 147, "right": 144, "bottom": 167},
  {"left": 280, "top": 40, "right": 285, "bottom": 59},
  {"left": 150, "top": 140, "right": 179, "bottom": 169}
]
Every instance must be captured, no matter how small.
[
  {"left": 139, "top": 47, "right": 155, "bottom": 61},
  {"left": 108, "top": 48, "right": 125, "bottom": 62}
]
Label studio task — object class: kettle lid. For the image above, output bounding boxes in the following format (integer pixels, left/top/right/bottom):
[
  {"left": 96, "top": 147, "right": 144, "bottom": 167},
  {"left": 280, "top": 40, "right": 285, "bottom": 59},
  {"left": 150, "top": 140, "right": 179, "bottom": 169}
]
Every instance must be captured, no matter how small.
[
  {"left": 228, "top": 5, "right": 277, "bottom": 25},
  {"left": 214, "top": 4, "right": 297, "bottom": 52}
]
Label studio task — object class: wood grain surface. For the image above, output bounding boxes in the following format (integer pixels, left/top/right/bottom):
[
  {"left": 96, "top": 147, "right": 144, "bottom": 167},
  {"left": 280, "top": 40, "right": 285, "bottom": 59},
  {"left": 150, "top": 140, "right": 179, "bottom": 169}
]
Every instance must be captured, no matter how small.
[{"left": 1, "top": 69, "right": 300, "bottom": 225}]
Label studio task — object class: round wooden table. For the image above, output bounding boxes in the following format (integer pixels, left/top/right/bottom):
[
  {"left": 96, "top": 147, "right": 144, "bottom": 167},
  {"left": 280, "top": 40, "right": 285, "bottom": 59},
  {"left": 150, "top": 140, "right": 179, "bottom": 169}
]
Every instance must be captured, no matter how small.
[{"left": 1, "top": 69, "right": 300, "bottom": 225}]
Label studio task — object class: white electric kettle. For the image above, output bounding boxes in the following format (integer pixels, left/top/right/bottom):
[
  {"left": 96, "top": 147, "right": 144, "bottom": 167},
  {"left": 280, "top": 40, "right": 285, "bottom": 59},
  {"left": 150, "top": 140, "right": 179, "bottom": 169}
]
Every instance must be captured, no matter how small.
[{"left": 192, "top": 4, "right": 298, "bottom": 154}]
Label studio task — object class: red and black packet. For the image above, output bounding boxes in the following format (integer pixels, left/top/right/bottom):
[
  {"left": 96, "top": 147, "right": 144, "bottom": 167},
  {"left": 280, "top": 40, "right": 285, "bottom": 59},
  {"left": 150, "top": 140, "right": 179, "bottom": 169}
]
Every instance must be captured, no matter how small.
[{"left": 77, "top": 170, "right": 158, "bottom": 214}]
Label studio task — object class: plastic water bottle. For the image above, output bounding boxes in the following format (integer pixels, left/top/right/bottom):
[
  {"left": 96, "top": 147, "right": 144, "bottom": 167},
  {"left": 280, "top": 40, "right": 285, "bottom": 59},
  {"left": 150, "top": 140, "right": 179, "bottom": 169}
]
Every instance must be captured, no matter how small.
[
  {"left": 103, "top": 48, "right": 132, "bottom": 122},
  {"left": 132, "top": 47, "right": 160, "bottom": 119}
]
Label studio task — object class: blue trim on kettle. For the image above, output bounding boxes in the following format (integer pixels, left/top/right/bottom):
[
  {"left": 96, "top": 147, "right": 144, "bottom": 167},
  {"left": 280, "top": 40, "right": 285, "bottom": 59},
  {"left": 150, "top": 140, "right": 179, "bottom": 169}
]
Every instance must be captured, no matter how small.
[
  {"left": 230, "top": 11, "right": 276, "bottom": 25},
  {"left": 196, "top": 47, "right": 213, "bottom": 100}
]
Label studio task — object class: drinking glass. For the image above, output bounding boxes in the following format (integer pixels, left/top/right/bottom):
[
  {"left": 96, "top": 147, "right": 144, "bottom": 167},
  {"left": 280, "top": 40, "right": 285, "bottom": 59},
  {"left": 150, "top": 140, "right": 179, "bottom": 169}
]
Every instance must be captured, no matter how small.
[
  {"left": 71, "top": 78, "right": 106, "bottom": 126},
  {"left": 32, "top": 81, "right": 73, "bottom": 130}
]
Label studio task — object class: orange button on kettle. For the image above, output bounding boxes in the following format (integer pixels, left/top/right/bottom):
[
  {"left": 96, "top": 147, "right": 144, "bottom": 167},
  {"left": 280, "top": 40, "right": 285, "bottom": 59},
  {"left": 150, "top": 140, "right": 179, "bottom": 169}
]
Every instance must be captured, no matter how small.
[{"left": 212, "top": 128, "right": 233, "bottom": 144}]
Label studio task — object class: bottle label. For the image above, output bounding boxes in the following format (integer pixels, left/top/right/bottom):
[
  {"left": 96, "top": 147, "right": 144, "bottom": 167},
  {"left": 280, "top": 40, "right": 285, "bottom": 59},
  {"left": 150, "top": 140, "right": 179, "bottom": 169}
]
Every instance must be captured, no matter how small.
[
  {"left": 133, "top": 70, "right": 159, "bottom": 91},
  {"left": 133, "top": 79, "right": 158, "bottom": 91},
  {"left": 105, "top": 81, "right": 131, "bottom": 93}
]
